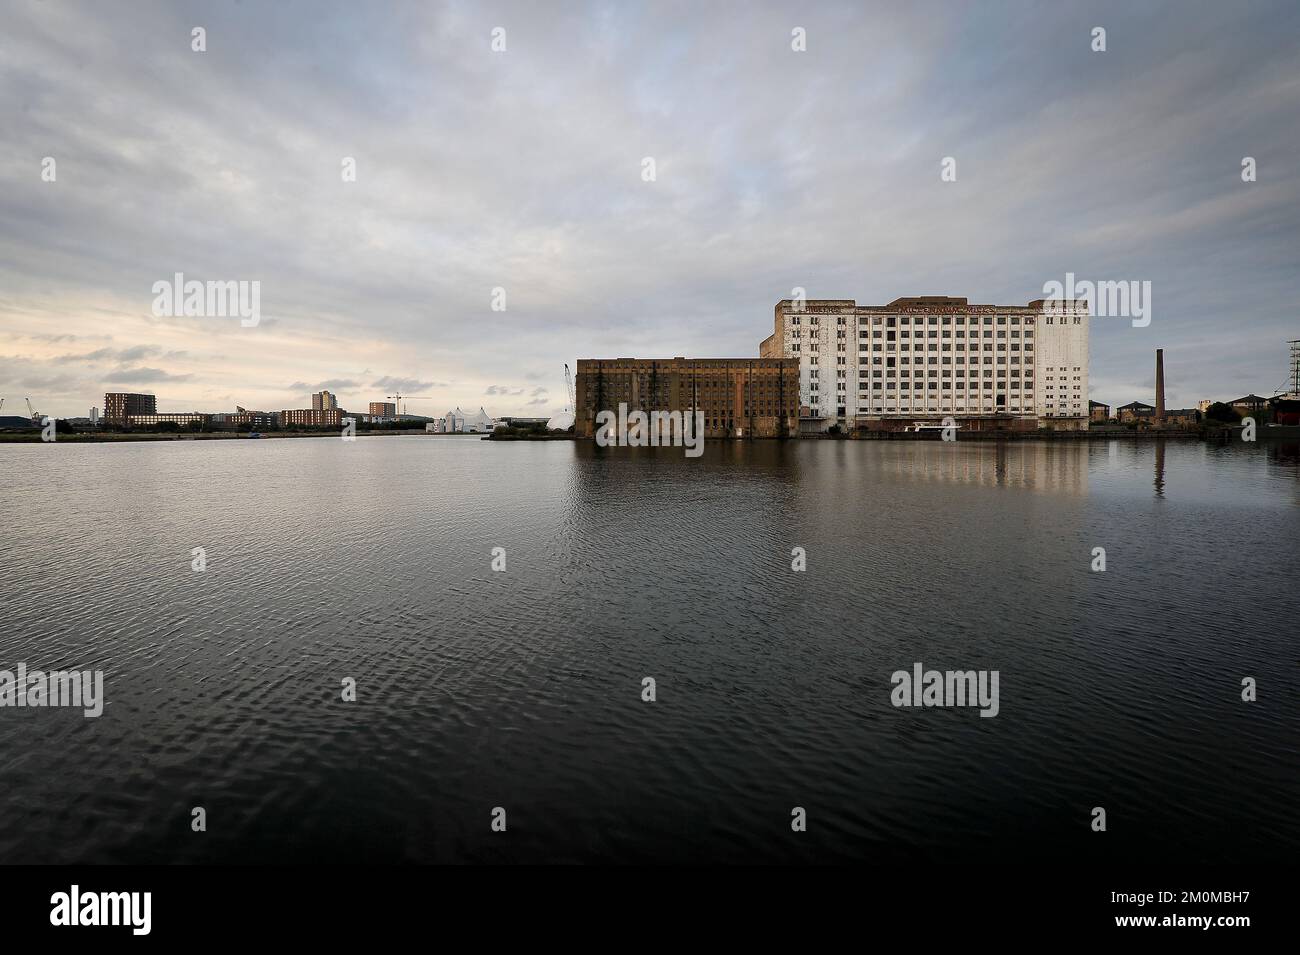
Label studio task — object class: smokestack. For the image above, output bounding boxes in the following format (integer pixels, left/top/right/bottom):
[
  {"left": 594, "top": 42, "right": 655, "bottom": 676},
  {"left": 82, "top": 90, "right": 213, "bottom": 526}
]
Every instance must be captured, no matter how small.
[{"left": 1155, "top": 349, "right": 1165, "bottom": 424}]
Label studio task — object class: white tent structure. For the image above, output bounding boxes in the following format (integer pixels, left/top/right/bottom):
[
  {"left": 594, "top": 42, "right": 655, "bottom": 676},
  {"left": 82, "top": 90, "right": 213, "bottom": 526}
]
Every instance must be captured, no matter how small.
[
  {"left": 442, "top": 407, "right": 466, "bottom": 432},
  {"left": 466, "top": 407, "right": 498, "bottom": 433},
  {"left": 429, "top": 406, "right": 498, "bottom": 433}
]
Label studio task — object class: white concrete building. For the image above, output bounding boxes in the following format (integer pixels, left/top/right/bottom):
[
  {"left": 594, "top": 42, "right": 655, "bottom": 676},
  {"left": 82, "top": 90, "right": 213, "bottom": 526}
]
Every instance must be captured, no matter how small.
[{"left": 760, "top": 296, "right": 1090, "bottom": 431}]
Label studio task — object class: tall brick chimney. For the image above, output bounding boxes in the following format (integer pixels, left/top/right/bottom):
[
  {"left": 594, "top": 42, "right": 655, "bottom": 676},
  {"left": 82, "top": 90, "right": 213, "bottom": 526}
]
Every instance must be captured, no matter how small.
[{"left": 1155, "top": 349, "right": 1165, "bottom": 424}]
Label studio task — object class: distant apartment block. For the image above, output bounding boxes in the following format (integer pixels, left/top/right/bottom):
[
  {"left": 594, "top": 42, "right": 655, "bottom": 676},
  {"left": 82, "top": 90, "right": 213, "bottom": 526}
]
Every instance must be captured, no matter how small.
[
  {"left": 312, "top": 390, "right": 339, "bottom": 411},
  {"left": 369, "top": 401, "right": 396, "bottom": 418},
  {"left": 574, "top": 358, "right": 800, "bottom": 439},
  {"left": 281, "top": 408, "right": 344, "bottom": 427},
  {"left": 126, "top": 413, "right": 211, "bottom": 427},
  {"left": 103, "top": 392, "right": 156, "bottom": 423},
  {"left": 211, "top": 408, "right": 277, "bottom": 429},
  {"left": 759, "top": 296, "right": 1090, "bottom": 432}
]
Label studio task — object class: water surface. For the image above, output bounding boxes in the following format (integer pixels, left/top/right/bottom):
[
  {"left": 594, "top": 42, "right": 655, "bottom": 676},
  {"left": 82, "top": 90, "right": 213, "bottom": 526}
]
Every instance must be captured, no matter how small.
[{"left": 1, "top": 436, "right": 1296, "bottom": 863}]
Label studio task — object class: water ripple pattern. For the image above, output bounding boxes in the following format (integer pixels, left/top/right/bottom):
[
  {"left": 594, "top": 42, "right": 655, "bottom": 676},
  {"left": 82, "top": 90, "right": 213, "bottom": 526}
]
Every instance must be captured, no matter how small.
[{"left": 0, "top": 437, "right": 1296, "bottom": 863}]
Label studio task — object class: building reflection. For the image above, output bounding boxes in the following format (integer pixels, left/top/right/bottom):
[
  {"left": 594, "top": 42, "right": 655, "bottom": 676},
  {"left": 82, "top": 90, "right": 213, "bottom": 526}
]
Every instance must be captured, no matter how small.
[
  {"left": 1267, "top": 441, "right": 1300, "bottom": 470},
  {"left": 1154, "top": 438, "right": 1166, "bottom": 498},
  {"left": 868, "top": 439, "right": 1088, "bottom": 494}
]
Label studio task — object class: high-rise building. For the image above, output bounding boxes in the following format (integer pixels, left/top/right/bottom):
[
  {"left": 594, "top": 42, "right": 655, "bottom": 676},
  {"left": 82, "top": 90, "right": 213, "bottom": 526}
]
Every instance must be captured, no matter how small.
[
  {"left": 574, "top": 358, "right": 800, "bottom": 438},
  {"left": 759, "top": 296, "right": 1090, "bottom": 432},
  {"left": 312, "top": 390, "right": 338, "bottom": 411},
  {"left": 89, "top": 407, "right": 99, "bottom": 425},
  {"left": 103, "top": 392, "right": 156, "bottom": 423},
  {"left": 369, "top": 401, "right": 396, "bottom": 417}
]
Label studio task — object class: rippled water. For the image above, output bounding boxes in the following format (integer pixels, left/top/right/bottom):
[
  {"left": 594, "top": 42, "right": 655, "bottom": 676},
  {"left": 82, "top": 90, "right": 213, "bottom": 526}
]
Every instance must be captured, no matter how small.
[{"left": 1, "top": 436, "right": 1296, "bottom": 863}]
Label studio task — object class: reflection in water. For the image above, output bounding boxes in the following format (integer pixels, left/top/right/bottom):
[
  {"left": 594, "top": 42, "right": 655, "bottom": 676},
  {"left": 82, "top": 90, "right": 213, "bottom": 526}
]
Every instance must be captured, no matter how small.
[
  {"left": 572, "top": 435, "right": 1093, "bottom": 494},
  {"left": 0, "top": 436, "right": 1295, "bottom": 865},
  {"left": 864, "top": 439, "right": 1089, "bottom": 494},
  {"left": 1269, "top": 441, "right": 1300, "bottom": 469},
  {"left": 1154, "top": 438, "right": 1166, "bottom": 498}
]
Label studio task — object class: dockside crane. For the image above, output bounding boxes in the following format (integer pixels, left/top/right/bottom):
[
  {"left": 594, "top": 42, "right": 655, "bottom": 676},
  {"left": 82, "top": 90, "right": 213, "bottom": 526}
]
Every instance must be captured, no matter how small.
[
  {"left": 544, "top": 364, "right": 577, "bottom": 431},
  {"left": 386, "top": 393, "right": 433, "bottom": 416},
  {"left": 25, "top": 397, "right": 41, "bottom": 423}
]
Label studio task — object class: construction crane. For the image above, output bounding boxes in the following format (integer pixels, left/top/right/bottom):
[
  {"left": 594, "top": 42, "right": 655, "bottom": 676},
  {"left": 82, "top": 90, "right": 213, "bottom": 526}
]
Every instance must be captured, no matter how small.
[
  {"left": 386, "top": 393, "right": 433, "bottom": 416},
  {"left": 545, "top": 364, "right": 577, "bottom": 431},
  {"left": 25, "top": 397, "right": 41, "bottom": 423}
]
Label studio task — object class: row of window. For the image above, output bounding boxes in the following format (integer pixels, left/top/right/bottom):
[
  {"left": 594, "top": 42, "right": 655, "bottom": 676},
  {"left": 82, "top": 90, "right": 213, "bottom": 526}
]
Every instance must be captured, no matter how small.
[
  {"left": 847, "top": 405, "right": 1083, "bottom": 413},
  {"left": 791, "top": 343, "right": 1038, "bottom": 353},
  {"left": 856, "top": 356, "right": 1032, "bottom": 366},
  {"left": 789, "top": 315, "right": 1046, "bottom": 327},
  {"left": 862, "top": 330, "right": 1034, "bottom": 339},
  {"left": 810, "top": 398, "right": 1086, "bottom": 409}
]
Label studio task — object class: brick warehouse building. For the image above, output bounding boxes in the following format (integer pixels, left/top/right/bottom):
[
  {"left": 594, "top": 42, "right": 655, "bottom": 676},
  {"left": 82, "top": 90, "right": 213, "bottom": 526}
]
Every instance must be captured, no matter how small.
[
  {"left": 759, "top": 296, "right": 1090, "bottom": 433},
  {"left": 574, "top": 358, "right": 800, "bottom": 439}
]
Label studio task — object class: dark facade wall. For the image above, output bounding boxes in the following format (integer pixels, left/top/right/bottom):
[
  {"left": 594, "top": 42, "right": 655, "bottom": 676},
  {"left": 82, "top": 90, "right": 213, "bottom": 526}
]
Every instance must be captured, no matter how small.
[{"left": 575, "top": 358, "right": 799, "bottom": 438}]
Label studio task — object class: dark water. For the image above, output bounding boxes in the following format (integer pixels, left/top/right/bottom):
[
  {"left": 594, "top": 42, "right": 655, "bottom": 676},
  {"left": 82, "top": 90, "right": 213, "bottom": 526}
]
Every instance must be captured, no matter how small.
[{"left": 1, "top": 436, "right": 1296, "bottom": 864}]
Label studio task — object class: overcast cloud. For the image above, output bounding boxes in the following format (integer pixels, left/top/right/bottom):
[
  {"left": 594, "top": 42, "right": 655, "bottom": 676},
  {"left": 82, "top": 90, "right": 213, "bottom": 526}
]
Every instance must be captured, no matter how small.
[{"left": 2, "top": 0, "right": 1298, "bottom": 416}]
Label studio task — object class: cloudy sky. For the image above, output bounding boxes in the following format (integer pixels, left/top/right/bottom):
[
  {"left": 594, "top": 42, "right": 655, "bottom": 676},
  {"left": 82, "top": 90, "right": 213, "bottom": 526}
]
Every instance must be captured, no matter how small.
[{"left": 2, "top": 0, "right": 1298, "bottom": 418}]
